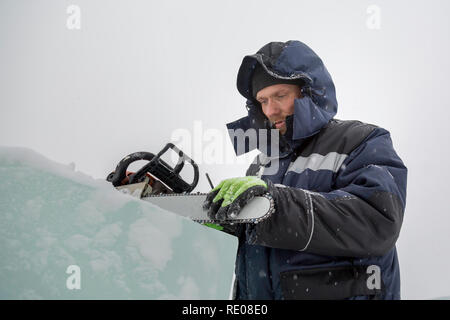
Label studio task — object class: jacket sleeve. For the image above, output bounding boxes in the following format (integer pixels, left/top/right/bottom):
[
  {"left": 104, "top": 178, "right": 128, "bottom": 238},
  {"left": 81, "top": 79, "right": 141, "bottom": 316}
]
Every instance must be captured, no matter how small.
[{"left": 246, "top": 127, "right": 408, "bottom": 258}]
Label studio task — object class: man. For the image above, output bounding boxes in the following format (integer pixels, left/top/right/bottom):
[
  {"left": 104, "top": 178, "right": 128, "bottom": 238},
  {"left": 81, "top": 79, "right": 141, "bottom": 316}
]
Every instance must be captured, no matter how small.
[{"left": 203, "top": 40, "right": 407, "bottom": 300}]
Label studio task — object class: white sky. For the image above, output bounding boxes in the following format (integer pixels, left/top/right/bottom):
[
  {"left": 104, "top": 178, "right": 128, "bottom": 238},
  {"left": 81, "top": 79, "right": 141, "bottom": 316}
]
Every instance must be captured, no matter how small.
[{"left": 1, "top": 0, "right": 449, "bottom": 299}]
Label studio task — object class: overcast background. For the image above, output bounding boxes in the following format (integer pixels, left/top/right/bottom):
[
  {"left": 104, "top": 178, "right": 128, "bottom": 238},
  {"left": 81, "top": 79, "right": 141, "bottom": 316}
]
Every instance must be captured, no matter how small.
[{"left": 1, "top": 0, "right": 449, "bottom": 299}]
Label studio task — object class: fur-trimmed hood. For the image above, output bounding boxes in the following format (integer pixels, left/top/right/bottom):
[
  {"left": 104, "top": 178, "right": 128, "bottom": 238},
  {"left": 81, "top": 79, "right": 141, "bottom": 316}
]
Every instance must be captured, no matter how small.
[{"left": 227, "top": 40, "right": 338, "bottom": 156}]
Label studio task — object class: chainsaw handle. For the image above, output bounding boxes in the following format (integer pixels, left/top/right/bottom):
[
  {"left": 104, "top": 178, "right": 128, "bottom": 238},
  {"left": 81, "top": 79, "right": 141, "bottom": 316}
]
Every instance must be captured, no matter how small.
[
  {"left": 170, "top": 143, "right": 199, "bottom": 191},
  {"left": 107, "top": 143, "right": 199, "bottom": 193},
  {"left": 107, "top": 152, "right": 155, "bottom": 187},
  {"left": 139, "top": 143, "right": 199, "bottom": 192},
  {"left": 165, "top": 143, "right": 192, "bottom": 174}
]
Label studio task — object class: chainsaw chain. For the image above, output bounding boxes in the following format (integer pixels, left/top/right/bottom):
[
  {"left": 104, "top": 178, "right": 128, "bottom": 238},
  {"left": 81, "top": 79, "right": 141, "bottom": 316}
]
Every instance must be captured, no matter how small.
[{"left": 142, "top": 192, "right": 276, "bottom": 224}]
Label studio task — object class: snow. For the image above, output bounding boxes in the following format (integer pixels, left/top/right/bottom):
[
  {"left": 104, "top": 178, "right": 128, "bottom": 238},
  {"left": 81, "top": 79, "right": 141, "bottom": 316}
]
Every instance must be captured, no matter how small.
[{"left": 0, "top": 146, "right": 237, "bottom": 299}]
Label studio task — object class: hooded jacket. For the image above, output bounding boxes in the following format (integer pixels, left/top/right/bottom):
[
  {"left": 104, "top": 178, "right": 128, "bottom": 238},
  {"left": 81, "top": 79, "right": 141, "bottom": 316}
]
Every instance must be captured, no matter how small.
[{"left": 223, "top": 40, "right": 408, "bottom": 300}]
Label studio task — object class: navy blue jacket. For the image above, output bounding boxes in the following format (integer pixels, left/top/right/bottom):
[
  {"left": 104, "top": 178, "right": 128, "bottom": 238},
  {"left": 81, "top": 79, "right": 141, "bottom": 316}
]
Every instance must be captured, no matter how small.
[{"left": 223, "top": 41, "right": 407, "bottom": 300}]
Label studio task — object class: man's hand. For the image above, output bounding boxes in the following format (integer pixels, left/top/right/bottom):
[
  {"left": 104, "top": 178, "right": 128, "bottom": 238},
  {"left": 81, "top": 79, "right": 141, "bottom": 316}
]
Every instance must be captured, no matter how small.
[{"left": 202, "top": 177, "right": 268, "bottom": 221}]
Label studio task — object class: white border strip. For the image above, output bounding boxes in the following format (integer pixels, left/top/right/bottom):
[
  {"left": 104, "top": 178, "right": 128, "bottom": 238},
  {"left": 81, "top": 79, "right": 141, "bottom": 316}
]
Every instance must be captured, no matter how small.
[
  {"left": 287, "top": 152, "right": 348, "bottom": 174},
  {"left": 300, "top": 190, "right": 315, "bottom": 251}
]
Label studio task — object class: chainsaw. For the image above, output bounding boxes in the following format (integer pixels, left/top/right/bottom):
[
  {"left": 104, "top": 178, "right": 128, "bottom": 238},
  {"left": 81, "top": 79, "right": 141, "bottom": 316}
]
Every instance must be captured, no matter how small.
[{"left": 107, "top": 143, "right": 275, "bottom": 224}]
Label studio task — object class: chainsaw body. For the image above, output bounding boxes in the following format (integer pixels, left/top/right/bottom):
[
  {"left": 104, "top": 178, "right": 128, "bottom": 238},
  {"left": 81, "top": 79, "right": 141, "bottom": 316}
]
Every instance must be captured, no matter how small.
[{"left": 107, "top": 143, "right": 275, "bottom": 224}]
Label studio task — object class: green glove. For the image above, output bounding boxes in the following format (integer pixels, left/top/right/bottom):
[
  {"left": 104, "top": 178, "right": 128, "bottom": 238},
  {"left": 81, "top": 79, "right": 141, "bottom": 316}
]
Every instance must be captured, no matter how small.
[
  {"left": 202, "top": 223, "right": 224, "bottom": 231},
  {"left": 202, "top": 176, "right": 268, "bottom": 221}
]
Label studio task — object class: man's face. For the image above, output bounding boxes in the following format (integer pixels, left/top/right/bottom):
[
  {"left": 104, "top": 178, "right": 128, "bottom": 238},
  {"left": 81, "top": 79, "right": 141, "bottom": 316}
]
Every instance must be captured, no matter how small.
[{"left": 255, "top": 84, "right": 302, "bottom": 135}]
